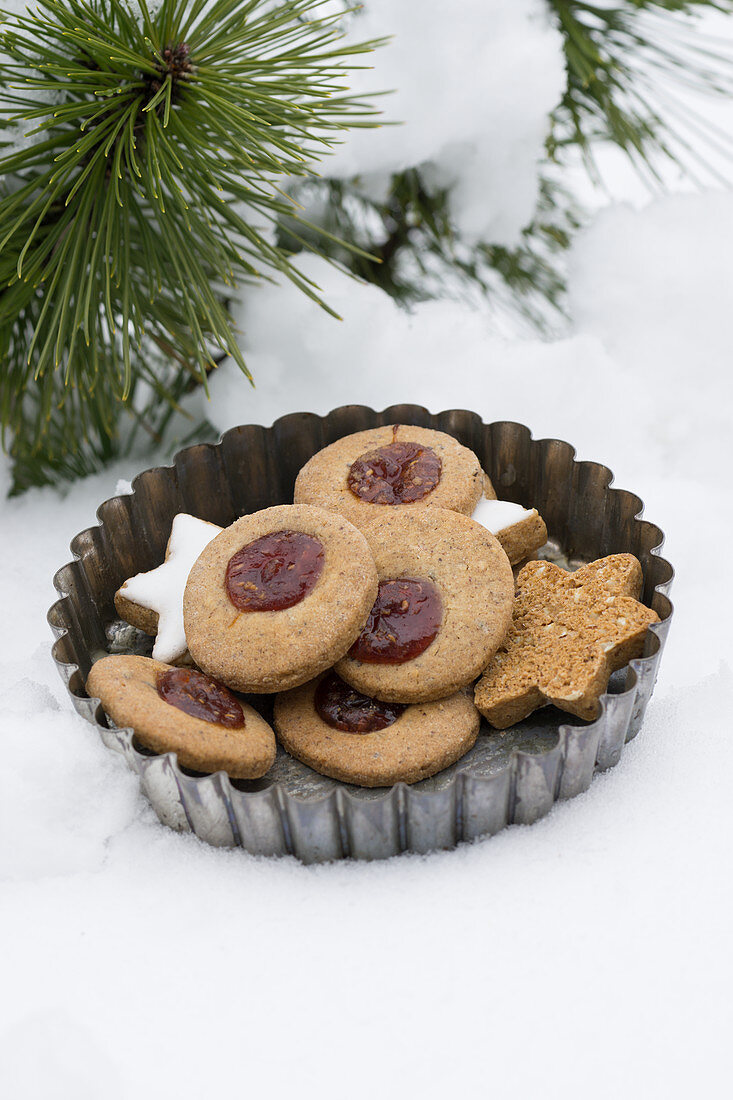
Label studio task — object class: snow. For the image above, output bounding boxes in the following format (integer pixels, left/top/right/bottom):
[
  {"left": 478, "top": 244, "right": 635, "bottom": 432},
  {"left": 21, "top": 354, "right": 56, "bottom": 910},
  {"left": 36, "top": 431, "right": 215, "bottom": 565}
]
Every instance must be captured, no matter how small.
[
  {"left": 324, "top": 0, "right": 565, "bottom": 246},
  {"left": 0, "top": 0, "right": 36, "bottom": 19},
  {"left": 0, "top": 0, "right": 564, "bottom": 248},
  {"left": 2, "top": 5, "right": 733, "bottom": 1099},
  {"left": 2, "top": 184, "right": 731, "bottom": 1097}
]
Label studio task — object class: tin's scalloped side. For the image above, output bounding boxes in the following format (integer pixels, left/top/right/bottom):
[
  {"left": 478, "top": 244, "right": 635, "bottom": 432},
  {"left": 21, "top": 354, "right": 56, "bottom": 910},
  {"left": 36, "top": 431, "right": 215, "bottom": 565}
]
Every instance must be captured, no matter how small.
[{"left": 48, "top": 408, "right": 674, "bottom": 863}]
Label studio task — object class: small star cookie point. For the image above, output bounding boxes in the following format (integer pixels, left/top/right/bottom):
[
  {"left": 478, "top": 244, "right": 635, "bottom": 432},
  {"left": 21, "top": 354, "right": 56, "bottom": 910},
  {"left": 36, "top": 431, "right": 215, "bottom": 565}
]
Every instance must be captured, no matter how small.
[
  {"left": 573, "top": 553, "right": 644, "bottom": 598},
  {"left": 471, "top": 496, "right": 548, "bottom": 565}
]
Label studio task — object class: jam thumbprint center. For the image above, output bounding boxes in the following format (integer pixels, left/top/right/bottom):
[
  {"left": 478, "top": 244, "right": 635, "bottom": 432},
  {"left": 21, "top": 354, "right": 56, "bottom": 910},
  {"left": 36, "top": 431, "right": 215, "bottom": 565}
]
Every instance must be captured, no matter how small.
[
  {"left": 315, "top": 671, "right": 406, "bottom": 733},
  {"left": 157, "top": 667, "right": 245, "bottom": 728},
  {"left": 225, "top": 529, "right": 325, "bottom": 612},
  {"left": 350, "top": 578, "right": 442, "bottom": 664},
  {"left": 347, "top": 442, "right": 442, "bottom": 504}
]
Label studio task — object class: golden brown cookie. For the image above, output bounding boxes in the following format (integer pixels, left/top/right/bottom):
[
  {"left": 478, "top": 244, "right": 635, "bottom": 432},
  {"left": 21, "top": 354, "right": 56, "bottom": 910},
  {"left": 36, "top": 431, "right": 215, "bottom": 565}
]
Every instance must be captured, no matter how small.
[
  {"left": 482, "top": 472, "right": 497, "bottom": 501},
  {"left": 86, "top": 655, "right": 276, "bottom": 778},
  {"left": 183, "top": 504, "right": 378, "bottom": 693},
  {"left": 474, "top": 554, "right": 661, "bottom": 728},
  {"left": 274, "top": 671, "right": 480, "bottom": 787},
  {"left": 335, "top": 508, "right": 514, "bottom": 703},
  {"left": 293, "top": 424, "right": 488, "bottom": 529},
  {"left": 115, "top": 592, "right": 158, "bottom": 637},
  {"left": 471, "top": 496, "right": 548, "bottom": 565}
]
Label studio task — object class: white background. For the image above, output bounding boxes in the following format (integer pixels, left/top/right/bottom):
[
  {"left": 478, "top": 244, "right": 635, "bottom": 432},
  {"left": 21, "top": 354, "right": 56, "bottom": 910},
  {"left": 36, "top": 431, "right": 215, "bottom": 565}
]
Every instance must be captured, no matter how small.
[{"left": 2, "top": 3, "right": 732, "bottom": 1098}]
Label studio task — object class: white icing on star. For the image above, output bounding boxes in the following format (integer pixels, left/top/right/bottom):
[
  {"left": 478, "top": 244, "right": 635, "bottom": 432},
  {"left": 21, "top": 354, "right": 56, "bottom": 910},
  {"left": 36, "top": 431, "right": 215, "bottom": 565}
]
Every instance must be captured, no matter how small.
[
  {"left": 119, "top": 513, "right": 223, "bottom": 663},
  {"left": 471, "top": 497, "right": 536, "bottom": 534}
]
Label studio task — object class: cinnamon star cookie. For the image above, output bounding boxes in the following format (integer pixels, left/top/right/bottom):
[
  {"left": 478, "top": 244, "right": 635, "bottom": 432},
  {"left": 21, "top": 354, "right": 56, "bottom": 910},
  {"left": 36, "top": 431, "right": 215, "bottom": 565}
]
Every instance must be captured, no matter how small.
[
  {"left": 114, "top": 513, "right": 222, "bottom": 663},
  {"left": 274, "top": 671, "right": 480, "bottom": 787},
  {"left": 293, "top": 424, "right": 489, "bottom": 529},
  {"left": 474, "top": 554, "right": 660, "bottom": 727},
  {"left": 183, "top": 504, "right": 378, "bottom": 693},
  {"left": 86, "top": 655, "right": 276, "bottom": 778},
  {"left": 335, "top": 508, "right": 514, "bottom": 703}
]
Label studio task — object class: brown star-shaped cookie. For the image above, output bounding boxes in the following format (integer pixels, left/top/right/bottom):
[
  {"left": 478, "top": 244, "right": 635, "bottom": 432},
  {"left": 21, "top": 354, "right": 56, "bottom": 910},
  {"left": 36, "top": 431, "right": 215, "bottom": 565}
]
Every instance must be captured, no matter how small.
[{"left": 474, "top": 554, "right": 660, "bottom": 728}]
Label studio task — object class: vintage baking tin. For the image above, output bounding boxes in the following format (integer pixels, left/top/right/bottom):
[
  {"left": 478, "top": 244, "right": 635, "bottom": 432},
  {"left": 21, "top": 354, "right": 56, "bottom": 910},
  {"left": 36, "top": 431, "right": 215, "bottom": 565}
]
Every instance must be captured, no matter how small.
[{"left": 48, "top": 406, "right": 674, "bottom": 862}]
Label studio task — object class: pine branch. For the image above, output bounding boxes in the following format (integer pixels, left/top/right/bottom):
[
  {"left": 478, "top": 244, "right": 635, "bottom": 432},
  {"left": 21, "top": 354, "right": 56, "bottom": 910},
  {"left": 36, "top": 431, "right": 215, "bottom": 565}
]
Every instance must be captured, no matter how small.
[
  {"left": 287, "top": 0, "right": 733, "bottom": 324},
  {"left": 547, "top": 0, "right": 733, "bottom": 184},
  {"left": 277, "top": 171, "right": 580, "bottom": 331},
  {"left": 0, "top": 0, "right": 386, "bottom": 491},
  {"left": 4, "top": 0, "right": 733, "bottom": 494}
]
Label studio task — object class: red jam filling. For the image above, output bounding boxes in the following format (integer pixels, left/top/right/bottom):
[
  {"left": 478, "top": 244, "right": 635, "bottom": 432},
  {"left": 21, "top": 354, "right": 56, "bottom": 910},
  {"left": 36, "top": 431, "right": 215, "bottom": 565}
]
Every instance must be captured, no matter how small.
[
  {"left": 225, "top": 529, "right": 324, "bottom": 612},
  {"left": 156, "top": 667, "right": 245, "bottom": 728},
  {"left": 349, "top": 578, "right": 442, "bottom": 664},
  {"left": 314, "top": 671, "right": 406, "bottom": 733},
  {"left": 347, "top": 442, "right": 442, "bottom": 504}
]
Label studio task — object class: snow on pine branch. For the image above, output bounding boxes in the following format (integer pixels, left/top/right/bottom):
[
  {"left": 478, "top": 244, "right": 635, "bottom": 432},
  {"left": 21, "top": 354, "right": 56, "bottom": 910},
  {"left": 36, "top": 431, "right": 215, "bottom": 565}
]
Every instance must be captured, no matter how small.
[{"left": 322, "top": 0, "right": 565, "bottom": 247}]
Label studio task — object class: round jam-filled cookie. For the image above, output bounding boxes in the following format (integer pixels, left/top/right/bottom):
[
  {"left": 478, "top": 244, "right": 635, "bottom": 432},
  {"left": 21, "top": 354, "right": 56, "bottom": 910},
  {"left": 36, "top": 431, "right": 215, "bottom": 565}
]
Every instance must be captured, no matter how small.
[
  {"left": 293, "top": 425, "right": 489, "bottom": 529},
  {"left": 335, "top": 508, "right": 514, "bottom": 703},
  {"left": 86, "top": 655, "right": 276, "bottom": 778},
  {"left": 183, "top": 505, "right": 379, "bottom": 693},
  {"left": 274, "top": 671, "right": 480, "bottom": 787}
]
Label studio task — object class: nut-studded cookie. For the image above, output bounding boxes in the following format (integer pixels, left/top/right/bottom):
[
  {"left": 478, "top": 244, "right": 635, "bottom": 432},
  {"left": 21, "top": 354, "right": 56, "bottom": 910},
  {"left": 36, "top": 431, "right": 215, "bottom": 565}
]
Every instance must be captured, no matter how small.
[
  {"left": 274, "top": 671, "right": 480, "bottom": 787},
  {"left": 293, "top": 424, "right": 489, "bottom": 529},
  {"left": 471, "top": 497, "right": 548, "bottom": 566},
  {"left": 475, "top": 554, "right": 660, "bottom": 728},
  {"left": 335, "top": 508, "right": 514, "bottom": 703},
  {"left": 183, "top": 505, "right": 378, "bottom": 693},
  {"left": 86, "top": 655, "right": 276, "bottom": 779}
]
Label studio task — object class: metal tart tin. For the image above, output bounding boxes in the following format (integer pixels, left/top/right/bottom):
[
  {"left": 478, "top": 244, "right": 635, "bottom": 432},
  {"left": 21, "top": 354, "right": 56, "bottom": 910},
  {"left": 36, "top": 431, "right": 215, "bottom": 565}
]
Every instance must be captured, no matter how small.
[{"left": 48, "top": 407, "right": 674, "bottom": 862}]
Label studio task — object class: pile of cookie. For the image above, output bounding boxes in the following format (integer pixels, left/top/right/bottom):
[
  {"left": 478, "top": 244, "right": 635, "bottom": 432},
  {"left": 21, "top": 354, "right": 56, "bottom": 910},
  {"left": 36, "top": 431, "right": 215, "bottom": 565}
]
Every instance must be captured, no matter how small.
[{"left": 87, "top": 426, "right": 659, "bottom": 788}]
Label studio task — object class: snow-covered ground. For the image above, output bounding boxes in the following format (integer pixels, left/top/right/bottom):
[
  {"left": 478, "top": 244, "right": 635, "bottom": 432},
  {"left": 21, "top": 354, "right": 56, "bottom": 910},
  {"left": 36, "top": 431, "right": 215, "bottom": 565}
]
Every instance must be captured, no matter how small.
[
  {"left": 2, "top": 5, "right": 733, "bottom": 1099},
  {"left": 2, "top": 187, "right": 730, "bottom": 1098}
]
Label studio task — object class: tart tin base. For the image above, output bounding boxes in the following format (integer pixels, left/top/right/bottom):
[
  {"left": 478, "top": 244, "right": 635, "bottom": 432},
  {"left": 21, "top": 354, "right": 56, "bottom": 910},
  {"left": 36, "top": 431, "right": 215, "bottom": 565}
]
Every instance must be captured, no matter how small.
[{"left": 49, "top": 407, "right": 674, "bottom": 862}]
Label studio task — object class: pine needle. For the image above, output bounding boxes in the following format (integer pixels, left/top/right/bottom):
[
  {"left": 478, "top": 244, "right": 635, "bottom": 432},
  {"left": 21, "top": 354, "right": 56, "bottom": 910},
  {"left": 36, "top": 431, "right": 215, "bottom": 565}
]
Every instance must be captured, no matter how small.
[{"left": 0, "top": 0, "right": 383, "bottom": 491}]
